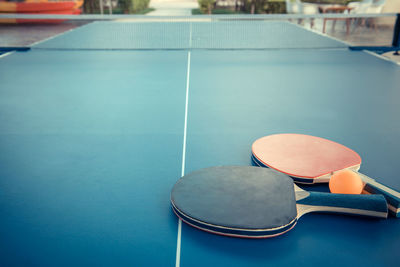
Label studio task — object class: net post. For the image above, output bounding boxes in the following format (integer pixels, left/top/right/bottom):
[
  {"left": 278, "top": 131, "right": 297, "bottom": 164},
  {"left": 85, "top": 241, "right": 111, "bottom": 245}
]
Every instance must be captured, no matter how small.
[{"left": 392, "top": 13, "right": 400, "bottom": 55}]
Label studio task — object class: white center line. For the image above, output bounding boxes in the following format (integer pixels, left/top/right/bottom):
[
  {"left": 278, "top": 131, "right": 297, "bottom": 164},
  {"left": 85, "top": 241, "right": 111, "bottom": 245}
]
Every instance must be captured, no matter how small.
[
  {"left": 176, "top": 42, "right": 192, "bottom": 267},
  {"left": 181, "top": 53, "right": 191, "bottom": 176},
  {"left": 175, "top": 219, "right": 182, "bottom": 267}
]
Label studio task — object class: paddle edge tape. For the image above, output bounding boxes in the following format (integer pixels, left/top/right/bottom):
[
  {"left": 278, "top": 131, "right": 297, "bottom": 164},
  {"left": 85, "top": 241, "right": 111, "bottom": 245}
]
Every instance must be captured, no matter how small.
[{"left": 171, "top": 203, "right": 298, "bottom": 238}]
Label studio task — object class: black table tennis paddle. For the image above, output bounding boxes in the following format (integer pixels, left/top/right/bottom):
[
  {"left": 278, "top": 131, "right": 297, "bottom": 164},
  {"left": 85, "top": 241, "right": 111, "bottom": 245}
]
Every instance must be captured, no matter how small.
[{"left": 171, "top": 166, "right": 388, "bottom": 238}]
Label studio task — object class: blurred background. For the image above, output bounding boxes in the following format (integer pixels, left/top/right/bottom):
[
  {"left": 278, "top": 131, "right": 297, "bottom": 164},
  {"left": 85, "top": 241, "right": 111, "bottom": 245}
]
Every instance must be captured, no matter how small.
[{"left": 1, "top": 0, "right": 399, "bottom": 61}]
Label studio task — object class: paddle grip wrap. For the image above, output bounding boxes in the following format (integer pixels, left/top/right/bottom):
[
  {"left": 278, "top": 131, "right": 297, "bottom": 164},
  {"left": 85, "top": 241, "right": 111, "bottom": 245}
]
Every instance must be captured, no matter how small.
[
  {"left": 297, "top": 192, "right": 388, "bottom": 218},
  {"left": 363, "top": 183, "right": 400, "bottom": 217}
]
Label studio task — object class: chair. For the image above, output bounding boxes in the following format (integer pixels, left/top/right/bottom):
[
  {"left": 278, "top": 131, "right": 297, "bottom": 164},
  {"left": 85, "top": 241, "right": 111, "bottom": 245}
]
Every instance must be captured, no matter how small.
[
  {"left": 286, "top": 0, "right": 319, "bottom": 28},
  {"left": 366, "top": 0, "right": 386, "bottom": 14},
  {"left": 349, "top": 0, "right": 386, "bottom": 28},
  {"left": 285, "top": 0, "right": 302, "bottom": 14},
  {"left": 348, "top": 0, "right": 373, "bottom": 14}
]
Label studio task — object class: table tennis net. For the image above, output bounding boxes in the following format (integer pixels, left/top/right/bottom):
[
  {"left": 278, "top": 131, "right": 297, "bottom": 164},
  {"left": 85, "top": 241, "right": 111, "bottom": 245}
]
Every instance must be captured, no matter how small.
[{"left": 0, "top": 14, "right": 398, "bottom": 51}]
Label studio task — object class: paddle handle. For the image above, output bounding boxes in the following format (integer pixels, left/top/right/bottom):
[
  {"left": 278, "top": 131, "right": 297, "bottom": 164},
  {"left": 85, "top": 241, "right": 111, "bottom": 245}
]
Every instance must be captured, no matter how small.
[
  {"left": 297, "top": 192, "right": 388, "bottom": 219},
  {"left": 357, "top": 172, "right": 400, "bottom": 218}
]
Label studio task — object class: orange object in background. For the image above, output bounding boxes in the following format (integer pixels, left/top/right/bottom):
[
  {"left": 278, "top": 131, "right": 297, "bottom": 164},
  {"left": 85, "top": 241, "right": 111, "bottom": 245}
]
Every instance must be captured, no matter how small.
[
  {"left": 329, "top": 170, "right": 364, "bottom": 194},
  {"left": 0, "top": 0, "right": 83, "bottom": 24},
  {"left": 1, "top": 9, "right": 81, "bottom": 24},
  {"left": 22, "top": 0, "right": 52, "bottom": 3},
  {"left": 0, "top": 1, "right": 76, "bottom": 12}
]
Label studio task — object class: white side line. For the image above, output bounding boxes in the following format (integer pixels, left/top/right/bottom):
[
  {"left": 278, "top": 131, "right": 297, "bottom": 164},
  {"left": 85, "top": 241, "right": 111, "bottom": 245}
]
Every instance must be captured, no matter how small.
[
  {"left": 363, "top": 50, "right": 400, "bottom": 66},
  {"left": 0, "top": 51, "right": 14, "bottom": 59},
  {"left": 176, "top": 49, "right": 191, "bottom": 267}
]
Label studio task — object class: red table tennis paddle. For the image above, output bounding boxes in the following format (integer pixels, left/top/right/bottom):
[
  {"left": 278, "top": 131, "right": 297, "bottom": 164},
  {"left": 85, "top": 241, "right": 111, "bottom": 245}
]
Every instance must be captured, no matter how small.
[
  {"left": 171, "top": 166, "right": 387, "bottom": 238},
  {"left": 251, "top": 133, "right": 400, "bottom": 217}
]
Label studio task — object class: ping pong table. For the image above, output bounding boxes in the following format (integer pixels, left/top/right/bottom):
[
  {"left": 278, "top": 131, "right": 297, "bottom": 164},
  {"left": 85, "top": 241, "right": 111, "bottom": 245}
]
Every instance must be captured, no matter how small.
[{"left": 0, "top": 18, "right": 399, "bottom": 266}]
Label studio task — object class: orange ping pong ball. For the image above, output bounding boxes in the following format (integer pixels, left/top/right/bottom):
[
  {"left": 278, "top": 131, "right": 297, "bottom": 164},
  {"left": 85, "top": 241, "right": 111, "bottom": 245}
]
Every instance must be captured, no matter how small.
[{"left": 329, "top": 170, "right": 364, "bottom": 194}]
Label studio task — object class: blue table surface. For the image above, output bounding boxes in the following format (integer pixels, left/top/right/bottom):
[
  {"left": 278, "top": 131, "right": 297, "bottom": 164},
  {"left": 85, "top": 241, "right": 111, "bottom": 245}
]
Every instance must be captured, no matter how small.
[{"left": 0, "top": 21, "right": 399, "bottom": 266}]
